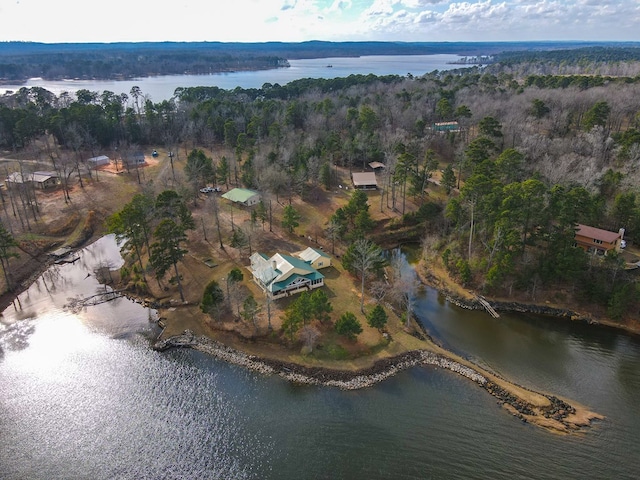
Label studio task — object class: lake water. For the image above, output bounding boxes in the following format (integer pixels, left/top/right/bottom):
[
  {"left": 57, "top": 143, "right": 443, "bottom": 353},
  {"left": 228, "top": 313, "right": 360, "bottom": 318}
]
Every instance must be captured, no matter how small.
[
  {"left": 0, "top": 54, "right": 464, "bottom": 102},
  {"left": 1, "top": 236, "right": 639, "bottom": 479}
]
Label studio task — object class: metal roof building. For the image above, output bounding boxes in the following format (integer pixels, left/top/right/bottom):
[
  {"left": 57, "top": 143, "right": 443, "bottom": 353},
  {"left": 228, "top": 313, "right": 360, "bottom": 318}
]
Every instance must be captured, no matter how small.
[
  {"left": 249, "top": 252, "right": 325, "bottom": 299},
  {"left": 351, "top": 172, "right": 378, "bottom": 190},
  {"left": 295, "top": 247, "right": 331, "bottom": 270},
  {"left": 221, "top": 188, "right": 261, "bottom": 206}
]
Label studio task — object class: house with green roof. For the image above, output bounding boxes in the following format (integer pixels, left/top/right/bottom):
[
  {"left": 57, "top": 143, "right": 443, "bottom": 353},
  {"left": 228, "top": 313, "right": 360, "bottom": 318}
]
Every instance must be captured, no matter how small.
[
  {"left": 221, "top": 188, "right": 261, "bottom": 206},
  {"left": 249, "top": 251, "right": 325, "bottom": 299},
  {"left": 432, "top": 121, "right": 460, "bottom": 133}
]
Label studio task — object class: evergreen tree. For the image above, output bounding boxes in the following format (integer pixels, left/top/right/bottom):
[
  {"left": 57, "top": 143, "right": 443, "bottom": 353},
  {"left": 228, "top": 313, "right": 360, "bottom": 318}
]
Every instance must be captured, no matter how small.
[
  {"left": 366, "top": 304, "right": 388, "bottom": 331},
  {"left": 530, "top": 98, "right": 550, "bottom": 118},
  {"left": 185, "top": 149, "right": 215, "bottom": 190},
  {"left": 478, "top": 116, "right": 503, "bottom": 138},
  {"left": 310, "top": 289, "right": 333, "bottom": 323},
  {"left": 281, "top": 204, "right": 301, "bottom": 233},
  {"left": 149, "top": 218, "right": 189, "bottom": 302},
  {"left": 282, "top": 307, "right": 303, "bottom": 341},
  {"left": 441, "top": 163, "right": 457, "bottom": 194},
  {"left": 320, "top": 162, "right": 332, "bottom": 190},
  {"left": 107, "top": 193, "right": 154, "bottom": 274},
  {"left": 255, "top": 200, "right": 268, "bottom": 230},
  {"left": 334, "top": 312, "right": 363, "bottom": 340},
  {"left": 201, "top": 280, "right": 225, "bottom": 320},
  {"left": 583, "top": 101, "right": 610, "bottom": 131},
  {"left": 217, "top": 156, "right": 230, "bottom": 187},
  {"left": 155, "top": 190, "right": 195, "bottom": 231}
]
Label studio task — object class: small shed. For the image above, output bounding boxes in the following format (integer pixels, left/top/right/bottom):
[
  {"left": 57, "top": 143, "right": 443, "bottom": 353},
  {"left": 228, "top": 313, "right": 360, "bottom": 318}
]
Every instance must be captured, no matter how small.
[
  {"left": 368, "top": 161, "right": 386, "bottom": 171},
  {"left": 31, "top": 171, "right": 59, "bottom": 189},
  {"left": 221, "top": 188, "right": 261, "bottom": 206},
  {"left": 351, "top": 172, "right": 378, "bottom": 190},
  {"left": 295, "top": 247, "right": 331, "bottom": 270},
  {"left": 124, "top": 152, "right": 146, "bottom": 167},
  {"left": 87, "top": 155, "right": 110, "bottom": 168}
]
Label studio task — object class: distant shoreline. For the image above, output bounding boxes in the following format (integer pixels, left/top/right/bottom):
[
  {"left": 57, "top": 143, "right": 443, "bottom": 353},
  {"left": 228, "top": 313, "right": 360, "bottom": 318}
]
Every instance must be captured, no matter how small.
[{"left": 3, "top": 40, "right": 638, "bottom": 85}]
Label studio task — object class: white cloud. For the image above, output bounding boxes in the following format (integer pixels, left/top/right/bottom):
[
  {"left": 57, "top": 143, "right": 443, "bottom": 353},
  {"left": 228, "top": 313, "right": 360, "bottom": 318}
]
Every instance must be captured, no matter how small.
[
  {"left": 364, "top": 0, "right": 399, "bottom": 16},
  {"left": 441, "top": 1, "right": 509, "bottom": 24},
  {"left": 281, "top": 1, "right": 298, "bottom": 10},
  {"left": 326, "top": 0, "right": 353, "bottom": 13},
  {"left": 0, "top": 0, "right": 638, "bottom": 43},
  {"left": 358, "top": 0, "right": 640, "bottom": 42},
  {"left": 402, "top": 0, "right": 447, "bottom": 6},
  {"left": 415, "top": 10, "right": 439, "bottom": 23}
]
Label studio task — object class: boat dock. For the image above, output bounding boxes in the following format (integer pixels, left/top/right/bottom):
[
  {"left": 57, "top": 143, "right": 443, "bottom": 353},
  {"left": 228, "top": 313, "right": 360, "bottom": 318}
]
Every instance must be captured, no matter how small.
[{"left": 476, "top": 296, "right": 500, "bottom": 318}]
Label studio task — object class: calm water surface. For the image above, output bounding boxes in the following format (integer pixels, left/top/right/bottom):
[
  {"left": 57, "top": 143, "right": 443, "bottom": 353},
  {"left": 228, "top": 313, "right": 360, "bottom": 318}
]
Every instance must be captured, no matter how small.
[
  {"left": 1, "top": 236, "right": 639, "bottom": 479},
  {"left": 0, "top": 54, "right": 464, "bottom": 101}
]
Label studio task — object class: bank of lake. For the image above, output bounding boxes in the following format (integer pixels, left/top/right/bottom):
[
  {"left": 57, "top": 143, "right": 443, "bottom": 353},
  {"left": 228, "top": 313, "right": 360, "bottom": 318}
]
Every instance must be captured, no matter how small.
[
  {"left": 148, "top": 244, "right": 603, "bottom": 435},
  {"left": 5, "top": 234, "right": 640, "bottom": 480}
]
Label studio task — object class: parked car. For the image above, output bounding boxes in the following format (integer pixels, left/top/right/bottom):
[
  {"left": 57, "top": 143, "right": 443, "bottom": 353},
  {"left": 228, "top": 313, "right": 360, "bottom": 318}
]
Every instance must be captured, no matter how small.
[
  {"left": 621, "top": 239, "right": 627, "bottom": 249},
  {"left": 152, "top": 150, "right": 158, "bottom": 157},
  {"left": 200, "top": 186, "right": 221, "bottom": 193}
]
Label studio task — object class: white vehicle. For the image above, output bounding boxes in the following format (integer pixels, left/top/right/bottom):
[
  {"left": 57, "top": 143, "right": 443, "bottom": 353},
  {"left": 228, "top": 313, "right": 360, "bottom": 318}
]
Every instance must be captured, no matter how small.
[
  {"left": 200, "top": 186, "right": 221, "bottom": 193},
  {"left": 620, "top": 239, "right": 627, "bottom": 249}
]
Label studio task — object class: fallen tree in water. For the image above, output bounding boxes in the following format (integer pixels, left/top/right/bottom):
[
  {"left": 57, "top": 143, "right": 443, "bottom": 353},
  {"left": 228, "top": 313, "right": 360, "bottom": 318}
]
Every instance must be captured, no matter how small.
[{"left": 64, "top": 289, "right": 126, "bottom": 313}]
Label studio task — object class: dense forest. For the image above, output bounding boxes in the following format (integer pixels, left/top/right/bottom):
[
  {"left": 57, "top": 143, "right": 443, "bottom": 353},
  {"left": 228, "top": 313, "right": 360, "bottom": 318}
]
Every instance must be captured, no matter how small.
[
  {"left": 0, "top": 42, "right": 288, "bottom": 81},
  {"left": 1, "top": 41, "right": 638, "bottom": 82},
  {"left": 2, "top": 46, "right": 640, "bottom": 323},
  {"left": 492, "top": 46, "right": 640, "bottom": 77}
]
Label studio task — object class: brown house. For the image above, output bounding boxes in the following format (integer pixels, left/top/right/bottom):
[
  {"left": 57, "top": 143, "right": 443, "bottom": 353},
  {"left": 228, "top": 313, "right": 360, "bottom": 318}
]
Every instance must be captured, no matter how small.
[
  {"left": 351, "top": 171, "right": 378, "bottom": 190},
  {"left": 574, "top": 224, "right": 623, "bottom": 255},
  {"left": 6, "top": 171, "right": 59, "bottom": 189}
]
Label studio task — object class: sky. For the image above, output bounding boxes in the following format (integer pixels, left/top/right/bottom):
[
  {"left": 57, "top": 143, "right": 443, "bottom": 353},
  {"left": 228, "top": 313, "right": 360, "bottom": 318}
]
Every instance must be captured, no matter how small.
[{"left": 0, "top": 0, "right": 638, "bottom": 44}]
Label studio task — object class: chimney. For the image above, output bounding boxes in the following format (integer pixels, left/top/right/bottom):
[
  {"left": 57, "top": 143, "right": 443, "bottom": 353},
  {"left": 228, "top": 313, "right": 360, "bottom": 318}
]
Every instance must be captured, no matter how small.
[
  {"left": 619, "top": 228, "right": 625, "bottom": 240},
  {"left": 272, "top": 260, "right": 277, "bottom": 270}
]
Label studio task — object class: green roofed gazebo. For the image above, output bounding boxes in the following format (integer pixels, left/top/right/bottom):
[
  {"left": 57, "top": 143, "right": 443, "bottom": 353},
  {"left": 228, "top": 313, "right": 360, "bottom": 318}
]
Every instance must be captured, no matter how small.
[{"left": 221, "top": 188, "right": 261, "bottom": 206}]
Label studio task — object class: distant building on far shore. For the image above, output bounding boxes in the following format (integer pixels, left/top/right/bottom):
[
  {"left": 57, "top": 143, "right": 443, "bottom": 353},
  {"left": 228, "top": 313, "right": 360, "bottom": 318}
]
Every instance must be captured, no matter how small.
[{"left": 432, "top": 121, "right": 460, "bottom": 133}]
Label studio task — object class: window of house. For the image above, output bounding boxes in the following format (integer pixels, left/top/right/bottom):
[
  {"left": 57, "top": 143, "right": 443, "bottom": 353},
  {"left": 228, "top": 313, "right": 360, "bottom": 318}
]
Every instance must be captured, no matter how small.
[{"left": 593, "top": 239, "right": 603, "bottom": 244}]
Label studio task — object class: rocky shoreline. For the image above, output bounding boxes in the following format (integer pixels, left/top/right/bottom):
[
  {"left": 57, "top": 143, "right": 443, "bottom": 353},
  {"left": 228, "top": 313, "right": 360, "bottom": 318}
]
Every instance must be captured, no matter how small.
[
  {"left": 154, "top": 330, "right": 593, "bottom": 433},
  {"left": 444, "top": 293, "right": 590, "bottom": 322}
]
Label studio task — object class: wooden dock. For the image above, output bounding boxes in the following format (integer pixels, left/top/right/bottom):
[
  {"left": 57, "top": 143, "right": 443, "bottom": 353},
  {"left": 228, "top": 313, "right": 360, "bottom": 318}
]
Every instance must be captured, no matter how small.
[{"left": 476, "top": 296, "right": 500, "bottom": 318}]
